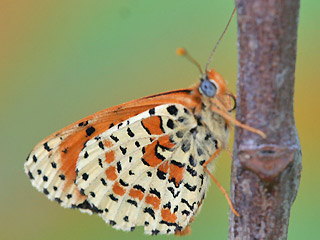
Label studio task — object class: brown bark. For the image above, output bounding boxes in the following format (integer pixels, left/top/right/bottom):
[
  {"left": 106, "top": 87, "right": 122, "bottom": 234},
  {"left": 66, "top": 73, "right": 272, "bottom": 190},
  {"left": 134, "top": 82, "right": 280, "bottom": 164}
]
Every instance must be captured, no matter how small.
[{"left": 229, "top": 0, "right": 302, "bottom": 239}]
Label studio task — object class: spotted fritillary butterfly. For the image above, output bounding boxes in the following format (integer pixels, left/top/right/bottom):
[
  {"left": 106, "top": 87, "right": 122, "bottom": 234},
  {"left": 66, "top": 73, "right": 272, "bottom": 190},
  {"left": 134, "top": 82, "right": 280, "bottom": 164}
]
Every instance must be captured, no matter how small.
[{"left": 24, "top": 8, "right": 265, "bottom": 236}]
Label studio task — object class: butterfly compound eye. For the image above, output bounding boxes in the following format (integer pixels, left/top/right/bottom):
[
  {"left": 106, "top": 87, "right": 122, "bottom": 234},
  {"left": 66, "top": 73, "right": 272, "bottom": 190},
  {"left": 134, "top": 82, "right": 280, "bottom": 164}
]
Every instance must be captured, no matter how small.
[{"left": 199, "top": 79, "right": 217, "bottom": 97}]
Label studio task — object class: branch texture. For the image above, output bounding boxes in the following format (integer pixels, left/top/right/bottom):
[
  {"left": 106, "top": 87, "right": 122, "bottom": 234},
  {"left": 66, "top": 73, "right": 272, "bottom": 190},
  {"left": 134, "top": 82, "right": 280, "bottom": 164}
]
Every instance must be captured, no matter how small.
[{"left": 229, "top": 0, "right": 302, "bottom": 239}]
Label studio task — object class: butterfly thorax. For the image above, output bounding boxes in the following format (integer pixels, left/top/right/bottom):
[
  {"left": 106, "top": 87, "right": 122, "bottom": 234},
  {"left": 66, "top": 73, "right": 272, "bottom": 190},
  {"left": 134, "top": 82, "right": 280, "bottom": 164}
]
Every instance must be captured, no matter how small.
[{"left": 195, "top": 97, "right": 230, "bottom": 150}]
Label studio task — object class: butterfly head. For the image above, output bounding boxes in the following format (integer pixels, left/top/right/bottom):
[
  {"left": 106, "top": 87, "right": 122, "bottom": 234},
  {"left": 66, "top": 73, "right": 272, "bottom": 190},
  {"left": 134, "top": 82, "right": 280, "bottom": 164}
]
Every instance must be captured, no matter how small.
[
  {"left": 199, "top": 69, "right": 236, "bottom": 112},
  {"left": 199, "top": 69, "right": 226, "bottom": 97}
]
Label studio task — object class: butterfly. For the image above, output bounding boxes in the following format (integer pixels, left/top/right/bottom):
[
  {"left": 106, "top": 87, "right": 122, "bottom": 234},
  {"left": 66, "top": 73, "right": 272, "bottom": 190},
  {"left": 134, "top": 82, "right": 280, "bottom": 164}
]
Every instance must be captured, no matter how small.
[{"left": 24, "top": 9, "right": 265, "bottom": 236}]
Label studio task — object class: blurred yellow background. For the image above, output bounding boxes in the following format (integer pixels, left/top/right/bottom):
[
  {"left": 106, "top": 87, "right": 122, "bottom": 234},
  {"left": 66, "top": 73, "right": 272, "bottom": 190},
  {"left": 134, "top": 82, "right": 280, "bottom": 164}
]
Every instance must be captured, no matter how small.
[{"left": 0, "top": 1, "right": 319, "bottom": 239}]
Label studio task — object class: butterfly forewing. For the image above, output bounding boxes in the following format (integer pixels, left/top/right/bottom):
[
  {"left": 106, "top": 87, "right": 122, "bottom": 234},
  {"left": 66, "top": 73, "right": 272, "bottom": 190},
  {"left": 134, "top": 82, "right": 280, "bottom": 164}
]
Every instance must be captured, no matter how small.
[{"left": 24, "top": 99, "right": 177, "bottom": 213}]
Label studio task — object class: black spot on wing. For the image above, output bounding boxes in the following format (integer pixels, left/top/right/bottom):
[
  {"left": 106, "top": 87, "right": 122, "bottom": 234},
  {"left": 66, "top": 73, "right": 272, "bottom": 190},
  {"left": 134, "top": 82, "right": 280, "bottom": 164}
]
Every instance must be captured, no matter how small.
[
  {"left": 163, "top": 202, "right": 171, "bottom": 209},
  {"left": 110, "top": 134, "right": 119, "bottom": 142},
  {"left": 127, "top": 199, "right": 138, "bottom": 207},
  {"left": 78, "top": 121, "right": 88, "bottom": 127},
  {"left": 171, "top": 160, "right": 185, "bottom": 168},
  {"left": 80, "top": 188, "right": 85, "bottom": 195},
  {"left": 82, "top": 173, "right": 89, "bottom": 181},
  {"left": 178, "top": 117, "right": 185, "bottom": 122},
  {"left": 155, "top": 143, "right": 166, "bottom": 160},
  {"left": 213, "top": 139, "right": 218, "bottom": 149},
  {"left": 141, "top": 158, "right": 150, "bottom": 166},
  {"left": 100, "top": 178, "right": 107, "bottom": 186},
  {"left": 51, "top": 162, "right": 57, "bottom": 168},
  {"left": 86, "top": 126, "right": 95, "bottom": 136},
  {"left": 181, "top": 141, "right": 191, "bottom": 153},
  {"left": 119, "top": 179, "right": 129, "bottom": 187},
  {"left": 189, "top": 154, "right": 196, "bottom": 167},
  {"left": 149, "top": 188, "right": 161, "bottom": 198},
  {"left": 144, "top": 207, "right": 155, "bottom": 219},
  {"left": 159, "top": 220, "right": 181, "bottom": 229},
  {"left": 166, "top": 119, "right": 174, "bottom": 129},
  {"left": 149, "top": 108, "right": 155, "bottom": 115},
  {"left": 28, "top": 171, "right": 34, "bottom": 180},
  {"left": 167, "top": 105, "right": 178, "bottom": 116},
  {"left": 119, "top": 146, "right": 127, "bottom": 155},
  {"left": 184, "top": 183, "right": 197, "bottom": 192},
  {"left": 109, "top": 220, "right": 116, "bottom": 226},
  {"left": 151, "top": 229, "right": 160, "bottom": 235},
  {"left": 182, "top": 210, "right": 191, "bottom": 216},
  {"left": 205, "top": 133, "right": 211, "bottom": 141},
  {"left": 59, "top": 174, "right": 65, "bottom": 180},
  {"left": 167, "top": 187, "right": 180, "bottom": 198},
  {"left": 98, "top": 141, "right": 104, "bottom": 150},
  {"left": 169, "top": 177, "right": 182, "bottom": 188},
  {"left": 197, "top": 147, "right": 204, "bottom": 156},
  {"left": 157, "top": 169, "right": 167, "bottom": 180},
  {"left": 133, "top": 184, "right": 145, "bottom": 193},
  {"left": 43, "top": 142, "right": 52, "bottom": 152},
  {"left": 98, "top": 158, "right": 103, "bottom": 168},
  {"left": 109, "top": 194, "right": 118, "bottom": 202},
  {"left": 116, "top": 161, "right": 122, "bottom": 173},
  {"left": 43, "top": 188, "right": 49, "bottom": 195},
  {"left": 186, "top": 165, "right": 197, "bottom": 177},
  {"left": 127, "top": 127, "right": 135, "bottom": 137},
  {"left": 176, "top": 131, "right": 184, "bottom": 138},
  {"left": 77, "top": 200, "right": 103, "bottom": 214},
  {"left": 181, "top": 198, "right": 196, "bottom": 211}
]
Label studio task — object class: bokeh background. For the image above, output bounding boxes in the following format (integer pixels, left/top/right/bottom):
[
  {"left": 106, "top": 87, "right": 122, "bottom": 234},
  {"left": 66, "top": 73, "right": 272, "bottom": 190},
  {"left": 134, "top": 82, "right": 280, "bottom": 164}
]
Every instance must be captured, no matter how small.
[{"left": 1, "top": 1, "right": 319, "bottom": 239}]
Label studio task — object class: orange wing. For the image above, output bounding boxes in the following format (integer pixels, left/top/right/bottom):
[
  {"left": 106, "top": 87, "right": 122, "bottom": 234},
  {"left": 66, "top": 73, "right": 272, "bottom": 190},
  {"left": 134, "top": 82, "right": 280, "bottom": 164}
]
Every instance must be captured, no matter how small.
[{"left": 24, "top": 88, "right": 201, "bottom": 213}]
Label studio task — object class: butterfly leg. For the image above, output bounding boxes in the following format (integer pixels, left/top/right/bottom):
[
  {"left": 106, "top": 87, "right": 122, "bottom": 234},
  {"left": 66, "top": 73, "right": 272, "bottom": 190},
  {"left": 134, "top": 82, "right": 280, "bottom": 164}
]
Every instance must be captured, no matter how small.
[
  {"left": 203, "top": 148, "right": 221, "bottom": 168},
  {"left": 203, "top": 149, "right": 240, "bottom": 217}
]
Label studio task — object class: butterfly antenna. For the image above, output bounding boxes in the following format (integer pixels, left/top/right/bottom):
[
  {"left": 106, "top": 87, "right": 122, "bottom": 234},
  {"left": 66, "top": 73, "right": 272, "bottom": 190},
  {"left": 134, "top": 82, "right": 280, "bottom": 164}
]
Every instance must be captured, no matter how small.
[
  {"left": 205, "top": 7, "right": 236, "bottom": 72},
  {"left": 177, "top": 47, "right": 203, "bottom": 75}
]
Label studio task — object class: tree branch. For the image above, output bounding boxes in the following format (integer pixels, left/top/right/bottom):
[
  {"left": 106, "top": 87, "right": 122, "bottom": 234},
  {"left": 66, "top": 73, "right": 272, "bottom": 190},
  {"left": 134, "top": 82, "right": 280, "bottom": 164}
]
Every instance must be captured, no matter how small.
[{"left": 229, "top": 0, "right": 302, "bottom": 239}]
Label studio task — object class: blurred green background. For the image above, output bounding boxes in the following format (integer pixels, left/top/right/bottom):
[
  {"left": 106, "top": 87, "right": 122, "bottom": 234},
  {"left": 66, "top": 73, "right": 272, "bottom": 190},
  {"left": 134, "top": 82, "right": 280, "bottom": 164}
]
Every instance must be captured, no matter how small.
[{"left": 1, "top": 1, "right": 319, "bottom": 239}]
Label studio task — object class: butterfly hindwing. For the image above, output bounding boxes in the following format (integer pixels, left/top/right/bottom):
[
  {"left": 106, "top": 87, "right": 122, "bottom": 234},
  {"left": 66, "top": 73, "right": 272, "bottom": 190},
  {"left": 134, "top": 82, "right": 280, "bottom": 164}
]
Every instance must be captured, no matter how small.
[{"left": 75, "top": 103, "right": 216, "bottom": 234}]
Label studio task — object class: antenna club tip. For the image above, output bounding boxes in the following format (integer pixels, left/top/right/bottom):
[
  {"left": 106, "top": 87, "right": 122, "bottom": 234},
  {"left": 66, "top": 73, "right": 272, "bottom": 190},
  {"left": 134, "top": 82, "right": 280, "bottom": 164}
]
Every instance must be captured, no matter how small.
[{"left": 176, "top": 47, "right": 186, "bottom": 56}]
